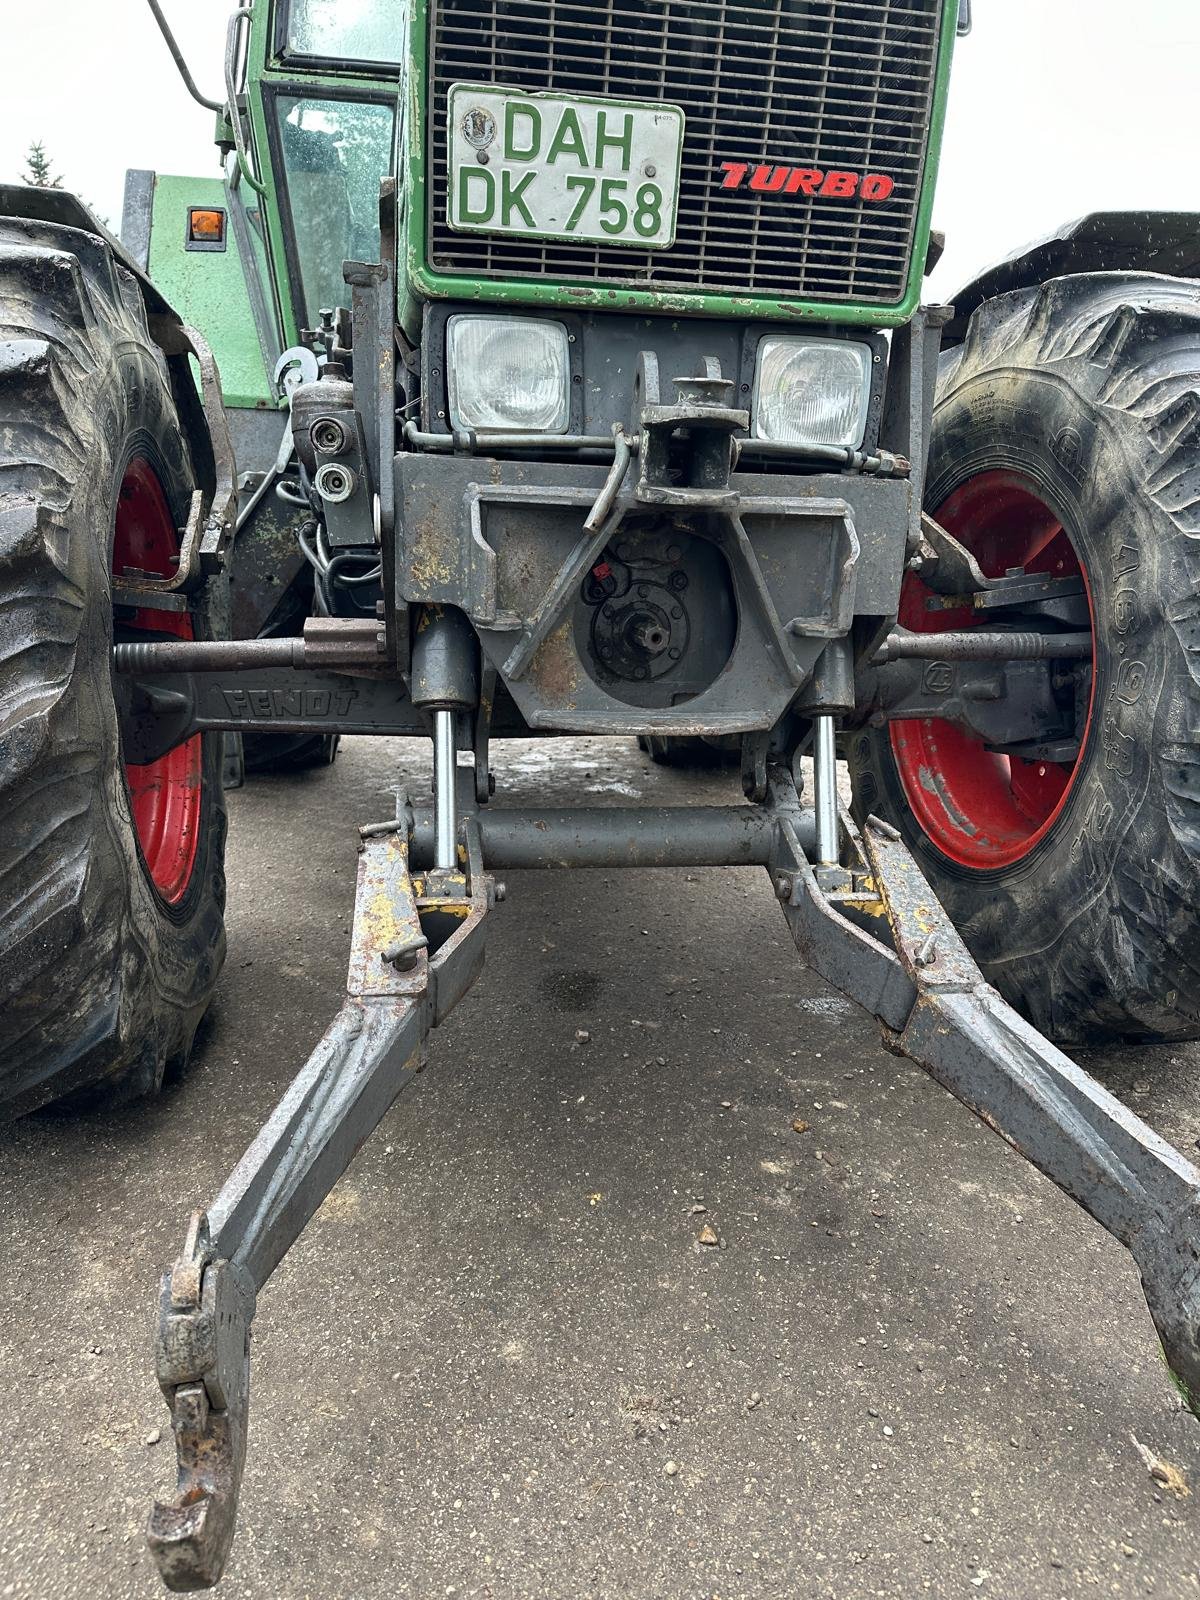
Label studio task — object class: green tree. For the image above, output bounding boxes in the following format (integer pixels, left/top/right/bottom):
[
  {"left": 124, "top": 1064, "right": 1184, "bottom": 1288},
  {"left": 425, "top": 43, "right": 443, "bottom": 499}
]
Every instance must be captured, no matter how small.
[{"left": 24, "top": 141, "right": 62, "bottom": 189}]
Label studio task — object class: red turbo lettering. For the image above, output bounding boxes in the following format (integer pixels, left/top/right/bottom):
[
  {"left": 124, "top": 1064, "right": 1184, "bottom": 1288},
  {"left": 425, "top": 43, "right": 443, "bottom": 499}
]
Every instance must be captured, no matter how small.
[
  {"left": 784, "top": 168, "right": 822, "bottom": 195},
  {"left": 749, "top": 164, "right": 790, "bottom": 192},
  {"left": 718, "top": 162, "right": 895, "bottom": 203}
]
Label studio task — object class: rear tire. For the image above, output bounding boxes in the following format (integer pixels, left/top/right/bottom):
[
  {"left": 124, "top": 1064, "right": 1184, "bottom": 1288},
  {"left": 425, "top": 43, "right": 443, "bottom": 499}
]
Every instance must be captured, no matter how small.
[
  {"left": 242, "top": 729, "right": 339, "bottom": 774},
  {"left": 637, "top": 734, "right": 738, "bottom": 768},
  {"left": 849, "top": 273, "right": 1200, "bottom": 1046},
  {"left": 0, "top": 217, "right": 226, "bottom": 1117}
]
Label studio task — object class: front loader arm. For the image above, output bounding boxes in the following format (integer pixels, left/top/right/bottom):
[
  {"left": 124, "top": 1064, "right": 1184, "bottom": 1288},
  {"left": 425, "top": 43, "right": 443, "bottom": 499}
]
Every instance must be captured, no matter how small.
[{"left": 769, "top": 775, "right": 1200, "bottom": 1407}]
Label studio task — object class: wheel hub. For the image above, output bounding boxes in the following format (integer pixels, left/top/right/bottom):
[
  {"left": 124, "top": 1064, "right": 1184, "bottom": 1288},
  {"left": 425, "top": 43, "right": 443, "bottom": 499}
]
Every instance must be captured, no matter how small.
[{"left": 889, "top": 471, "right": 1097, "bottom": 869}]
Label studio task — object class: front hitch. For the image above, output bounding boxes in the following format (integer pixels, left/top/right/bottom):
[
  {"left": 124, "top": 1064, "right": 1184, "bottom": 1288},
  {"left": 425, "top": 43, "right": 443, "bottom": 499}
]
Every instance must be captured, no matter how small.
[{"left": 146, "top": 760, "right": 1200, "bottom": 1590}]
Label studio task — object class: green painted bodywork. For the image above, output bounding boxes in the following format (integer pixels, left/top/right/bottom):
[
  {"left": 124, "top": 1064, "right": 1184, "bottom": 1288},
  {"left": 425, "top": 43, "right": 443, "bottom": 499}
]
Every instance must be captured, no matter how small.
[
  {"left": 399, "top": 0, "right": 958, "bottom": 334},
  {"left": 236, "top": 0, "right": 957, "bottom": 344},
  {"left": 145, "top": 173, "right": 275, "bottom": 410}
]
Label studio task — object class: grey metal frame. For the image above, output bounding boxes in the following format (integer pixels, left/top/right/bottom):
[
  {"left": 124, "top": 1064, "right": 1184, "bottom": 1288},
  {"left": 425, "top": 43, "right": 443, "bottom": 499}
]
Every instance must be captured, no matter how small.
[
  {"left": 145, "top": 762, "right": 1200, "bottom": 1592},
  {"left": 134, "top": 185, "right": 1175, "bottom": 1594}
]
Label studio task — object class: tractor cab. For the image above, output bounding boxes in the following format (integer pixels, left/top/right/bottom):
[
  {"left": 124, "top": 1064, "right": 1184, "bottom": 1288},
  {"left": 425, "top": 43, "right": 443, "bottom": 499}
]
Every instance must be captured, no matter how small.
[{"left": 243, "top": 0, "right": 401, "bottom": 332}]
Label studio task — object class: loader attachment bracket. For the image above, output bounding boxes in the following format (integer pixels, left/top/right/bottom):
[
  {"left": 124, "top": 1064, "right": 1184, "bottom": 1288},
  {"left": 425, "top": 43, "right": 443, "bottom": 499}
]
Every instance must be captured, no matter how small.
[{"left": 147, "top": 1215, "right": 254, "bottom": 1591}]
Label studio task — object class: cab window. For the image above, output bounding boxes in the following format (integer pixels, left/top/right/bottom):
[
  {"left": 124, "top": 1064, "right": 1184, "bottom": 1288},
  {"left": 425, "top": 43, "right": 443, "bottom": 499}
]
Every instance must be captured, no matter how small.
[
  {"left": 274, "top": 94, "right": 396, "bottom": 320},
  {"left": 282, "top": 0, "right": 404, "bottom": 65}
]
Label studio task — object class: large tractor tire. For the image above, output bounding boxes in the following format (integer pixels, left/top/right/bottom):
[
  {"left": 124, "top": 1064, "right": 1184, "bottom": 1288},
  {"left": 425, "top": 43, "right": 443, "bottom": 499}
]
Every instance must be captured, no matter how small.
[
  {"left": 849, "top": 273, "right": 1200, "bottom": 1046},
  {"left": 0, "top": 217, "right": 227, "bottom": 1117},
  {"left": 637, "top": 734, "right": 739, "bottom": 768},
  {"left": 243, "top": 728, "right": 339, "bottom": 774}
]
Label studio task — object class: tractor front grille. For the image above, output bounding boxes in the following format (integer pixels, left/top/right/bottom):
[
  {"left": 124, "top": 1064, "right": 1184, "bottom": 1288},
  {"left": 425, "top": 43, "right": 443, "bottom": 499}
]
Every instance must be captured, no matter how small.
[{"left": 424, "top": 0, "right": 944, "bottom": 305}]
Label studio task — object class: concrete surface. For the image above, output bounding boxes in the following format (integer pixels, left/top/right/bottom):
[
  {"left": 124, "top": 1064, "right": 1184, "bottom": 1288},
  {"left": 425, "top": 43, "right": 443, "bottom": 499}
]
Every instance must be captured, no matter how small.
[{"left": 3, "top": 736, "right": 1200, "bottom": 1600}]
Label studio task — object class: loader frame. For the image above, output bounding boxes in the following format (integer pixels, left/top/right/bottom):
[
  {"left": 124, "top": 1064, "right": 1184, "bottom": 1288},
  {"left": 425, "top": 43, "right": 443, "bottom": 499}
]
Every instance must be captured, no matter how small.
[{"left": 145, "top": 757, "right": 1200, "bottom": 1590}]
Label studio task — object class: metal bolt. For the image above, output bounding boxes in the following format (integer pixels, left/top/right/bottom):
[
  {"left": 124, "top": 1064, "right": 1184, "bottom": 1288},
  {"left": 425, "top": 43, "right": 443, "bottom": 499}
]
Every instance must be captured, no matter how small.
[
  {"left": 868, "top": 815, "right": 902, "bottom": 842},
  {"left": 775, "top": 873, "right": 792, "bottom": 902},
  {"left": 381, "top": 934, "right": 427, "bottom": 971},
  {"left": 495, "top": 881, "right": 507, "bottom": 902},
  {"left": 914, "top": 933, "right": 940, "bottom": 967}
]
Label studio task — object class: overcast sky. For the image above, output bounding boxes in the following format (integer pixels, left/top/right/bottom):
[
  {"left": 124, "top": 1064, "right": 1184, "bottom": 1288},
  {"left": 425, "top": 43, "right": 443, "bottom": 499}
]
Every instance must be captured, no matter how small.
[{"left": 1, "top": 0, "right": 1196, "bottom": 300}]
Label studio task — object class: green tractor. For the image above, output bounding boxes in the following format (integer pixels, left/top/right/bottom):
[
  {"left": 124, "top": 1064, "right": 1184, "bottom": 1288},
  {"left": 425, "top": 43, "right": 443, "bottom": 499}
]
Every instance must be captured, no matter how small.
[{"left": 4, "top": 0, "right": 1200, "bottom": 1587}]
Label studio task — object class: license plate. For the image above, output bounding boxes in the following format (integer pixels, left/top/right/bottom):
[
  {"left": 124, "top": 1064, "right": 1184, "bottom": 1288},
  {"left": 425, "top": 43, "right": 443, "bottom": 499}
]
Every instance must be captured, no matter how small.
[{"left": 446, "top": 83, "right": 684, "bottom": 250}]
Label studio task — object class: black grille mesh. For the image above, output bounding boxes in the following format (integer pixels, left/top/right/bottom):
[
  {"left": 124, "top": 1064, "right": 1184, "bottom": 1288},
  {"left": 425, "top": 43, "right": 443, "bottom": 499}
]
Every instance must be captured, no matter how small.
[{"left": 425, "top": 0, "right": 942, "bottom": 304}]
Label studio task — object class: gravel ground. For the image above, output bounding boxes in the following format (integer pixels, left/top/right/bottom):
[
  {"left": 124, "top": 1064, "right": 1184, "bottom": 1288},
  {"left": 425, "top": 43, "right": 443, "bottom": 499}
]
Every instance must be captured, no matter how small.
[{"left": 2, "top": 735, "right": 1200, "bottom": 1600}]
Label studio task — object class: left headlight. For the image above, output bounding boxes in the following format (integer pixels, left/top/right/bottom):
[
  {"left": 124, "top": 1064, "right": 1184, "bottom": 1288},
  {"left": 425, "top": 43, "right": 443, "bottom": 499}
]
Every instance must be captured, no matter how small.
[
  {"left": 446, "top": 315, "right": 570, "bottom": 433},
  {"left": 752, "top": 337, "right": 872, "bottom": 449}
]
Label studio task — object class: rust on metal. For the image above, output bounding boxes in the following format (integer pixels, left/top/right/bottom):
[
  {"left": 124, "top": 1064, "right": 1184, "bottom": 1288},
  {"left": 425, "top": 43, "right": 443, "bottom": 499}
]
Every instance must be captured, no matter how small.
[{"left": 347, "top": 831, "right": 426, "bottom": 996}]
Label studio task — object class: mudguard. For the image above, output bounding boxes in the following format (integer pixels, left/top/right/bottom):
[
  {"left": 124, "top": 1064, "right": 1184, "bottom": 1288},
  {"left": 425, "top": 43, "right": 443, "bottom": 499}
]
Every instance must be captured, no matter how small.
[{"left": 944, "top": 210, "right": 1200, "bottom": 343}]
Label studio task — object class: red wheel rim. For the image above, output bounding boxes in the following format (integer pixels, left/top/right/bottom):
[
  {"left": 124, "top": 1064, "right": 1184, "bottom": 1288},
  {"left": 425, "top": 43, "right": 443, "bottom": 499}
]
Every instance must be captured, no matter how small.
[
  {"left": 113, "top": 458, "right": 202, "bottom": 903},
  {"left": 889, "top": 471, "right": 1096, "bottom": 869}
]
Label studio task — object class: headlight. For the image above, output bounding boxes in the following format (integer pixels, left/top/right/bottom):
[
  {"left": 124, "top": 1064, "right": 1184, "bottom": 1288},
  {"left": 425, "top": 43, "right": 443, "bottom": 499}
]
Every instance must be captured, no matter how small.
[
  {"left": 446, "top": 315, "right": 570, "bottom": 433},
  {"left": 752, "top": 337, "right": 872, "bottom": 449}
]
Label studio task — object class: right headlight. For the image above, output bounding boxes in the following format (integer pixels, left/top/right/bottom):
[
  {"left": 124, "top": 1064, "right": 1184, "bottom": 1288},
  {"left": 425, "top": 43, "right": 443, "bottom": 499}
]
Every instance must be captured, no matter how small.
[
  {"left": 752, "top": 337, "right": 872, "bottom": 449},
  {"left": 446, "top": 315, "right": 570, "bottom": 433}
]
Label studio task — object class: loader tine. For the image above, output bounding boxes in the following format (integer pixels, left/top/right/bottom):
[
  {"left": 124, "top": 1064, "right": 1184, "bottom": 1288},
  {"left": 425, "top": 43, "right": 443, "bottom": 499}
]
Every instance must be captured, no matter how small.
[
  {"left": 145, "top": 823, "right": 492, "bottom": 1588},
  {"left": 767, "top": 772, "right": 1200, "bottom": 1417}
]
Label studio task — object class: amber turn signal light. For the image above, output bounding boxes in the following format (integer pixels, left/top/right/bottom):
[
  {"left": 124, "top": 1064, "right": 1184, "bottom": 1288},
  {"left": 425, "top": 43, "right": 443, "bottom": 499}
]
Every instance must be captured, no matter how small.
[{"left": 186, "top": 207, "right": 226, "bottom": 247}]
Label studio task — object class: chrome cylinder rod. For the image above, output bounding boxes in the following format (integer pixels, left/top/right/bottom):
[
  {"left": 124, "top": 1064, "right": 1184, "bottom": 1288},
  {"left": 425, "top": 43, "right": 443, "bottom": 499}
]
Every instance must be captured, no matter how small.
[
  {"left": 813, "top": 714, "right": 840, "bottom": 868},
  {"left": 433, "top": 710, "right": 458, "bottom": 872}
]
